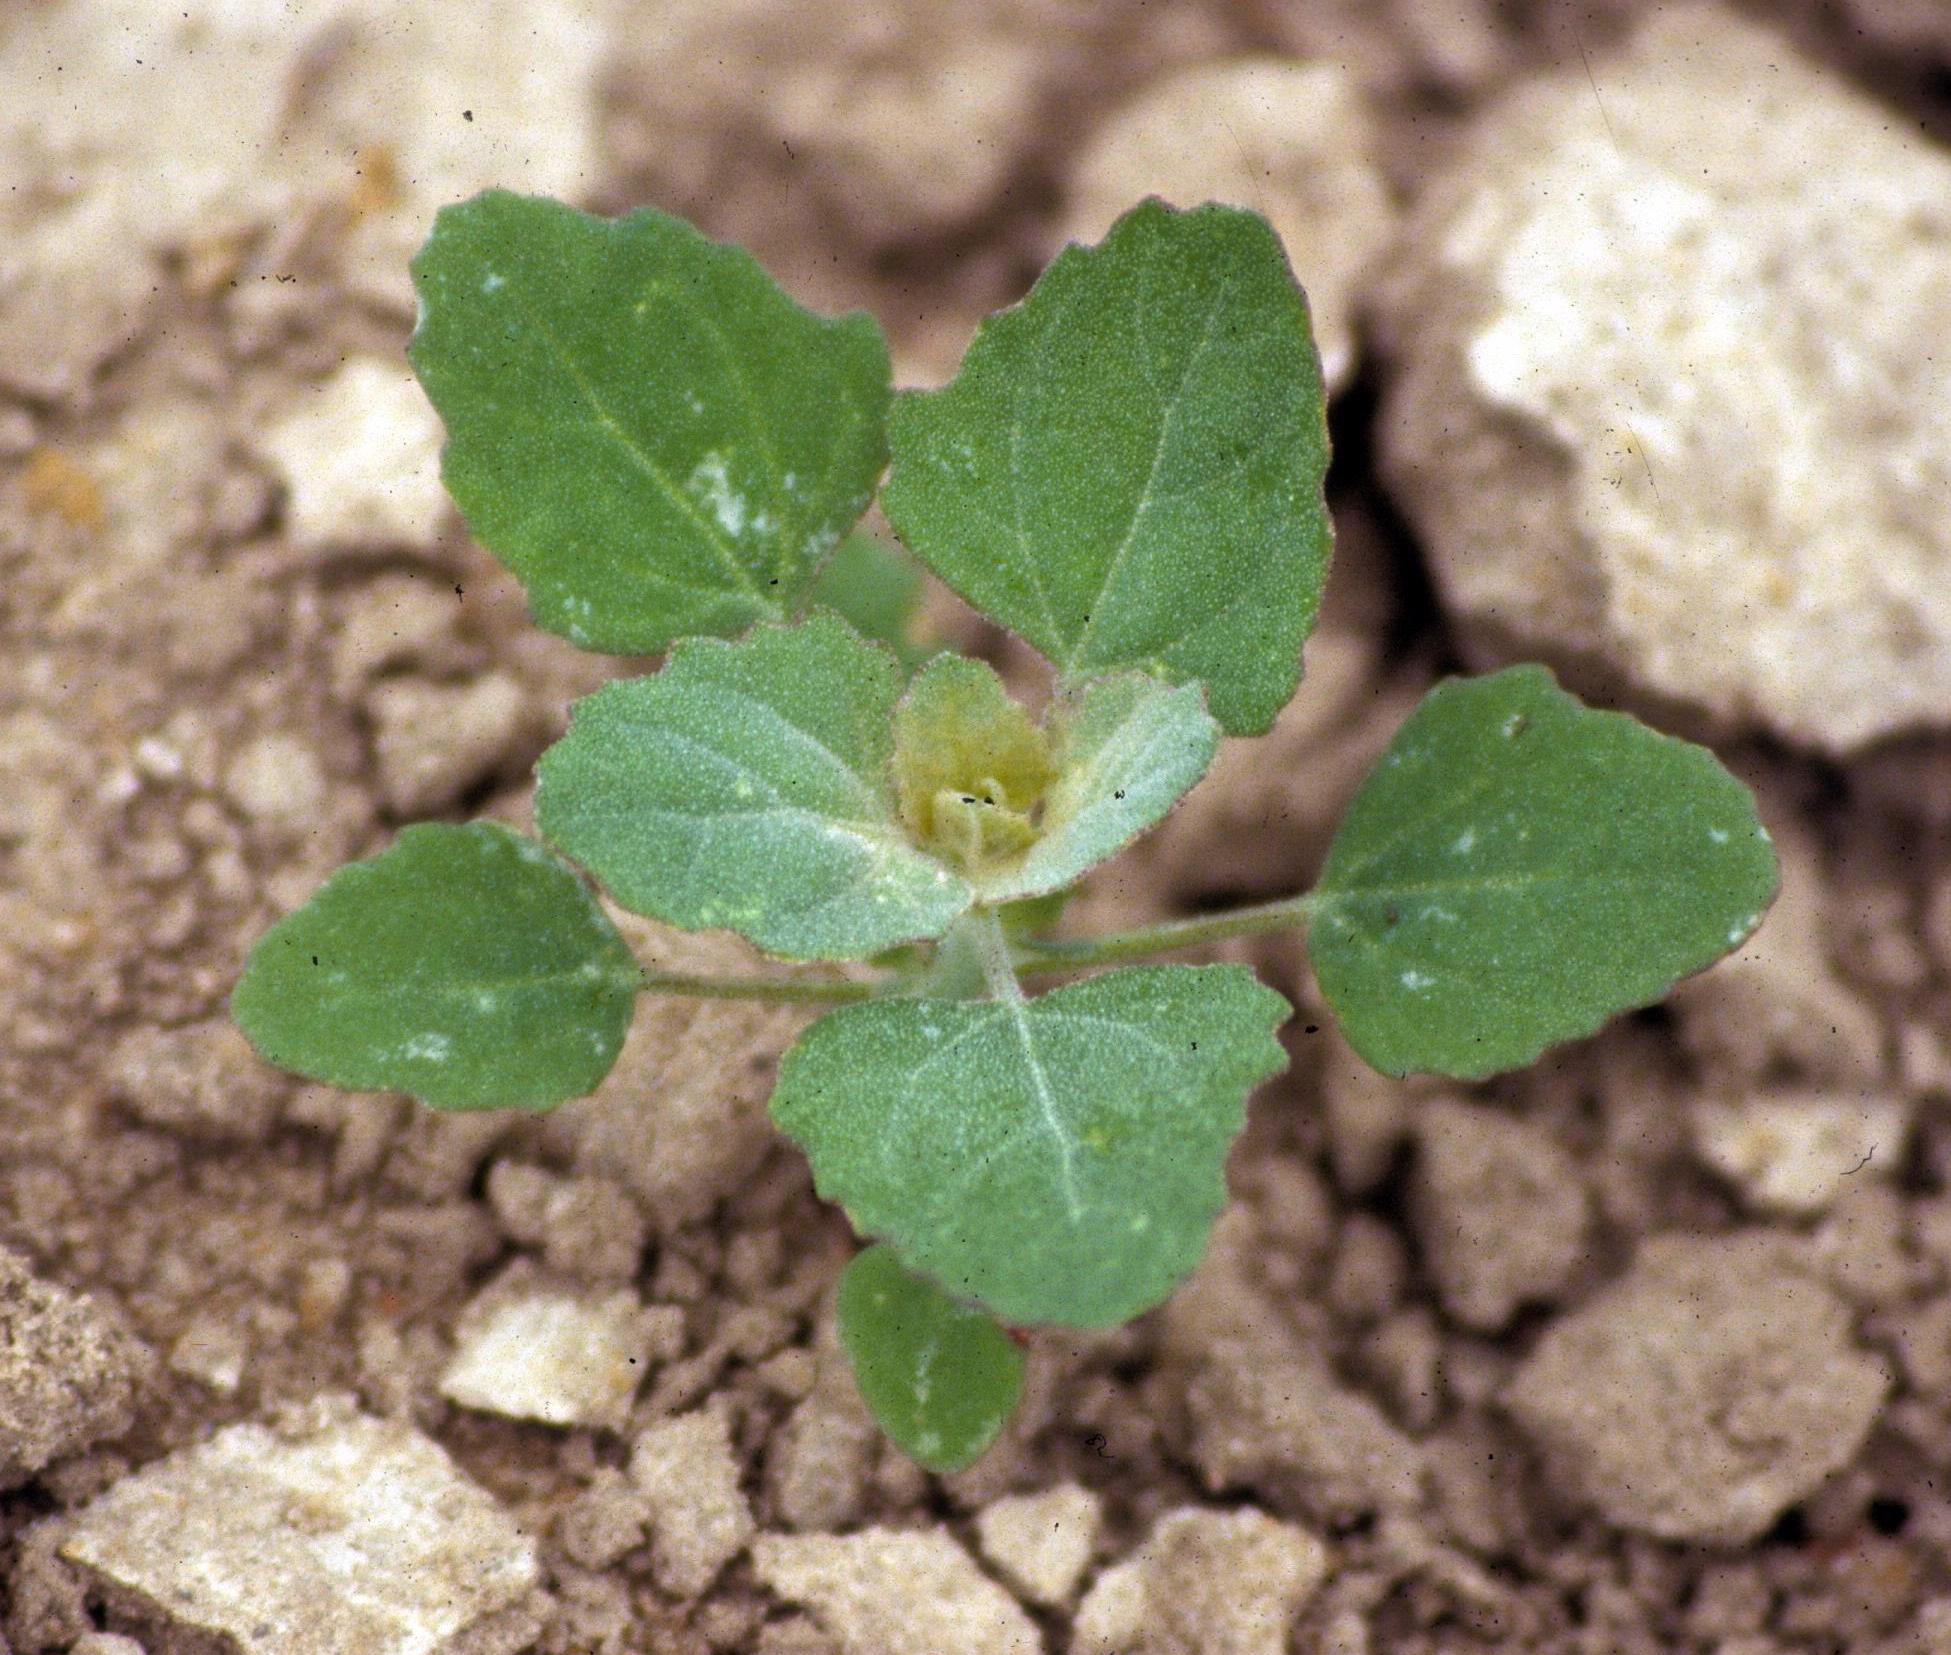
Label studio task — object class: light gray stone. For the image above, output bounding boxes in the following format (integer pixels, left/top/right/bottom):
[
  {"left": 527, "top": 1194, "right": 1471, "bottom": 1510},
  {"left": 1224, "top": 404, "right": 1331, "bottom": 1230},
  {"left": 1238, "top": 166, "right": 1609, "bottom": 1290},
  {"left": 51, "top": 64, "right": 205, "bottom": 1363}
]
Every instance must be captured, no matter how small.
[
  {"left": 973, "top": 1484, "right": 1101, "bottom": 1610},
  {"left": 0, "top": 0, "right": 606, "bottom": 398},
  {"left": 0, "top": 1248, "right": 151, "bottom": 1491},
  {"left": 1070, "top": 1505, "right": 1329, "bottom": 1655},
  {"left": 629, "top": 1409, "right": 755, "bottom": 1597},
  {"left": 257, "top": 359, "right": 448, "bottom": 552},
  {"left": 752, "top": 1526, "right": 1042, "bottom": 1655},
  {"left": 1379, "top": 4, "right": 1951, "bottom": 753},
  {"left": 62, "top": 1395, "right": 539, "bottom": 1655},
  {"left": 1691, "top": 1090, "right": 1910, "bottom": 1215},
  {"left": 441, "top": 1268, "right": 658, "bottom": 1430},
  {"left": 1412, "top": 1099, "right": 1588, "bottom": 1330},
  {"left": 1504, "top": 1234, "right": 1889, "bottom": 1542}
]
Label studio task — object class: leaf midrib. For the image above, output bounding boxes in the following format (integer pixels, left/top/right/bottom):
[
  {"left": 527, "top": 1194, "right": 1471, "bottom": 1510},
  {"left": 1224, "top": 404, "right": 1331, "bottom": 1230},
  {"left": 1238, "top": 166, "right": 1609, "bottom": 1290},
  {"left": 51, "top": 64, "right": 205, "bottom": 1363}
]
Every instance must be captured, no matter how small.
[{"left": 502, "top": 275, "right": 771, "bottom": 608}]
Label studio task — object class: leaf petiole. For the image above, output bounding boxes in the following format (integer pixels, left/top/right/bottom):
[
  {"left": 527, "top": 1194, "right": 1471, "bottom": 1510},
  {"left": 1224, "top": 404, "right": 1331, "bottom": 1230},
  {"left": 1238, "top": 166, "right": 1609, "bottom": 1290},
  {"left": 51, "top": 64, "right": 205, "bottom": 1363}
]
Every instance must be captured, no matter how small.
[
  {"left": 636, "top": 967, "right": 874, "bottom": 1005},
  {"left": 1014, "top": 891, "right": 1318, "bottom": 977},
  {"left": 635, "top": 892, "right": 1324, "bottom": 1004}
]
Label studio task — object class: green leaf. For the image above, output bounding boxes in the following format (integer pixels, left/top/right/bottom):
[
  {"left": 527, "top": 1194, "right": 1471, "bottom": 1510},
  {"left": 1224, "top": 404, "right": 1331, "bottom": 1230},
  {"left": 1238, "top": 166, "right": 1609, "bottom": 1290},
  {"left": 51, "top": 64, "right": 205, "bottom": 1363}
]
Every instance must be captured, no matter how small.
[
  {"left": 978, "top": 673, "right": 1217, "bottom": 905},
  {"left": 771, "top": 964, "right": 1290, "bottom": 1328},
  {"left": 837, "top": 1245, "right": 1025, "bottom": 1473},
  {"left": 536, "top": 614, "right": 970, "bottom": 961},
  {"left": 882, "top": 199, "right": 1331, "bottom": 735},
  {"left": 1310, "top": 666, "right": 1781, "bottom": 1080},
  {"left": 231, "top": 822, "right": 639, "bottom": 1111},
  {"left": 409, "top": 191, "right": 891, "bottom": 653},
  {"left": 807, "top": 532, "right": 930, "bottom": 668}
]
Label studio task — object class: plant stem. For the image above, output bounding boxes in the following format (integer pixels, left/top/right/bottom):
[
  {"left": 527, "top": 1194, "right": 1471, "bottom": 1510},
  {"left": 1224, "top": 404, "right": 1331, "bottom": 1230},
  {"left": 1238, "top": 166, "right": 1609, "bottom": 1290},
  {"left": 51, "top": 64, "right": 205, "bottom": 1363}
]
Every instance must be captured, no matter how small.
[
  {"left": 1015, "top": 891, "right": 1317, "bottom": 977},
  {"left": 632, "top": 890, "right": 1319, "bottom": 1004},
  {"left": 636, "top": 968, "right": 873, "bottom": 1005},
  {"left": 968, "top": 910, "right": 1027, "bottom": 1003}
]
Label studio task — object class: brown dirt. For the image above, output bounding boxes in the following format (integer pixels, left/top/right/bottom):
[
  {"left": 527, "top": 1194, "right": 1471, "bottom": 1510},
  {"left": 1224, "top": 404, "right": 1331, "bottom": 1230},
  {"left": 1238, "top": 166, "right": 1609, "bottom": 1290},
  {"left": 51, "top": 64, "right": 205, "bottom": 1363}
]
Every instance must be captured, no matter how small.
[{"left": 5, "top": 3, "right": 1951, "bottom": 1652}]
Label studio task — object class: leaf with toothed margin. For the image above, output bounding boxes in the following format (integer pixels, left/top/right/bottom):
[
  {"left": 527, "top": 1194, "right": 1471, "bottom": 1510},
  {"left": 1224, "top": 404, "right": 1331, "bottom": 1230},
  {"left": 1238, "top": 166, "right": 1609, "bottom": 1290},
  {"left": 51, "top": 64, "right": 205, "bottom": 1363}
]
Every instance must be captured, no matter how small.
[
  {"left": 535, "top": 613, "right": 972, "bottom": 961},
  {"left": 231, "top": 822, "right": 640, "bottom": 1111},
  {"left": 409, "top": 190, "right": 891, "bottom": 653},
  {"left": 883, "top": 198, "right": 1331, "bottom": 735},
  {"left": 1310, "top": 666, "right": 1781, "bottom": 1081},
  {"left": 837, "top": 1245, "right": 1025, "bottom": 1473},
  {"left": 770, "top": 964, "right": 1290, "bottom": 1328}
]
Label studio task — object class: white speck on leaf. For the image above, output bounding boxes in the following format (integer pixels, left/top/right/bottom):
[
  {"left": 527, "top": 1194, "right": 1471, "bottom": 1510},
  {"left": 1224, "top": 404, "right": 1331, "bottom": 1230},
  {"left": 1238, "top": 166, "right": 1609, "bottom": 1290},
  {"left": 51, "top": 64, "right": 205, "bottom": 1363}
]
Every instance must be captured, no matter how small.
[
  {"left": 689, "top": 452, "right": 749, "bottom": 539},
  {"left": 403, "top": 1032, "right": 453, "bottom": 1063},
  {"left": 1452, "top": 828, "right": 1477, "bottom": 854},
  {"left": 1401, "top": 970, "right": 1436, "bottom": 992},
  {"left": 481, "top": 272, "right": 505, "bottom": 294},
  {"left": 1708, "top": 827, "right": 1730, "bottom": 844}
]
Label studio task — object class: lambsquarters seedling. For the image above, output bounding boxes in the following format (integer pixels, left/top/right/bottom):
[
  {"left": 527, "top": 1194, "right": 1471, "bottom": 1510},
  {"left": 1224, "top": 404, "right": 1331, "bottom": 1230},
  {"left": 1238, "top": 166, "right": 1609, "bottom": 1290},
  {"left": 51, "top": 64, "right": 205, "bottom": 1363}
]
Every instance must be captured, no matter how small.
[{"left": 234, "top": 191, "right": 1779, "bottom": 1471}]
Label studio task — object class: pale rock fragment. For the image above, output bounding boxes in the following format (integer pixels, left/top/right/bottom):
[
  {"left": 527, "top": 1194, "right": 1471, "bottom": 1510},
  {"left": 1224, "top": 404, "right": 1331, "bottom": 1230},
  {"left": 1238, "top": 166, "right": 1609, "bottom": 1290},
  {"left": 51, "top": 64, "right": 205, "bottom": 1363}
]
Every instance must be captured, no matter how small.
[
  {"left": 266, "top": 0, "right": 607, "bottom": 312},
  {"left": 1411, "top": 1099, "right": 1589, "bottom": 1331},
  {"left": 1504, "top": 1234, "right": 1889, "bottom": 1543},
  {"left": 1070, "top": 1506, "right": 1329, "bottom": 1655},
  {"left": 104, "top": 1019, "right": 284, "bottom": 1143},
  {"left": 0, "top": 1, "right": 293, "bottom": 397},
  {"left": 61, "top": 1395, "right": 539, "bottom": 1655},
  {"left": 368, "top": 672, "right": 532, "bottom": 816},
  {"left": 555, "top": 1467, "right": 653, "bottom": 1572},
  {"left": 441, "top": 1269, "right": 658, "bottom": 1430},
  {"left": 1378, "top": 5, "right": 1951, "bottom": 753},
  {"left": 764, "top": 1311, "right": 881, "bottom": 1534},
  {"left": 168, "top": 1312, "right": 251, "bottom": 1396},
  {"left": 0, "top": 0, "right": 605, "bottom": 395},
  {"left": 1161, "top": 1212, "right": 1423, "bottom": 1523},
  {"left": 1064, "top": 59, "right": 1397, "bottom": 393},
  {"left": 1691, "top": 1091, "right": 1910, "bottom": 1216},
  {"left": 223, "top": 733, "right": 330, "bottom": 833},
  {"left": 258, "top": 359, "right": 449, "bottom": 552},
  {"left": 0, "top": 1248, "right": 152, "bottom": 1490},
  {"left": 629, "top": 1409, "right": 755, "bottom": 1597},
  {"left": 973, "top": 1483, "right": 1102, "bottom": 1609},
  {"left": 752, "top": 1527, "right": 1042, "bottom": 1655}
]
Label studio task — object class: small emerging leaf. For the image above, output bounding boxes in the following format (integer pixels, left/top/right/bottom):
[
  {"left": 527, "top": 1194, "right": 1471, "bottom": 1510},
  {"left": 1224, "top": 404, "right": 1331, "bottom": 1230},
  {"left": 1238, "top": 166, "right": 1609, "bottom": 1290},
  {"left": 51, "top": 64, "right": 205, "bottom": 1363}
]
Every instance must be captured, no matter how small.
[
  {"left": 837, "top": 1245, "right": 1025, "bottom": 1473},
  {"left": 232, "top": 822, "right": 639, "bottom": 1111},
  {"left": 410, "top": 191, "right": 891, "bottom": 653},
  {"left": 771, "top": 964, "right": 1290, "bottom": 1328},
  {"left": 883, "top": 199, "right": 1331, "bottom": 735},
  {"left": 892, "top": 655, "right": 1056, "bottom": 872},
  {"left": 808, "top": 532, "right": 931, "bottom": 668},
  {"left": 979, "top": 672, "right": 1217, "bottom": 906},
  {"left": 889, "top": 660, "right": 1217, "bottom": 903},
  {"left": 537, "top": 614, "right": 970, "bottom": 961},
  {"left": 1311, "top": 666, "right": 1781, "bottom": 1080}
]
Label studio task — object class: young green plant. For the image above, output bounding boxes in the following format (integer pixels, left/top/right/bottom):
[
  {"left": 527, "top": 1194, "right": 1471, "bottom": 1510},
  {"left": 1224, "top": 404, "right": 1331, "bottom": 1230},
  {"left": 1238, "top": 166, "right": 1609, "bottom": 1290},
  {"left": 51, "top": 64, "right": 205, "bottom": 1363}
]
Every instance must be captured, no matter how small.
[{"left": 233, "top": 191, "right": 1779, "bottom": 1472}]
